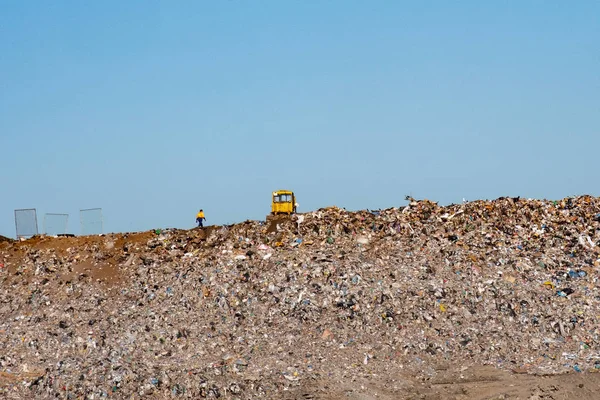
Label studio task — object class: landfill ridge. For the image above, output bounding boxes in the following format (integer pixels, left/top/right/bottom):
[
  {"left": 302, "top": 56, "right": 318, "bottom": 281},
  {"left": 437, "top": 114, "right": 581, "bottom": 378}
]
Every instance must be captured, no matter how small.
[{"left": 2, "top": 196, "right": 600, "bottom": 399}]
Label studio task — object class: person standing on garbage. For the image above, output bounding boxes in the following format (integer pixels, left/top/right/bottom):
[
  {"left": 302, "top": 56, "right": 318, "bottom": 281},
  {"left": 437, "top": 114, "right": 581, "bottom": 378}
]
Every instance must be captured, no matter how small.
[{"left": 196, "top": 209, "right": 206, "bottom": 228}]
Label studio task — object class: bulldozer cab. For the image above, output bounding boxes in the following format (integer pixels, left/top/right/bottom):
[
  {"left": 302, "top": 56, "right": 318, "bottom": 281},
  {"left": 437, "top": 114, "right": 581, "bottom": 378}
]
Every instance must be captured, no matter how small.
[{"left": 271, "top": 190, "right": 296, "bottom": 215}]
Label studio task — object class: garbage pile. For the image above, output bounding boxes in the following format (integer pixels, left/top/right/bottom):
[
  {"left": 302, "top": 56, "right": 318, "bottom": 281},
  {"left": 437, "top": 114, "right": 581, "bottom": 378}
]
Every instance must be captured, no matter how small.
[
  {"left": 0, "top": 235, "right": 12, "bottom": 244},
  {"left": 2, "top": 196, "right": 600, "bottom": 399}
]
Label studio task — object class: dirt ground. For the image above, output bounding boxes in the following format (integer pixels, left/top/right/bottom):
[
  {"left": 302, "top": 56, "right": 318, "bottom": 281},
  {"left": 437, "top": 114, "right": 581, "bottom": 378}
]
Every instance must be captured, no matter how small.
[
  {"left": 0, "top": 364, "right": 598, "bottom": 399},
  {"left": 286, "top": 366, "right": 600, "bottom": 400}
]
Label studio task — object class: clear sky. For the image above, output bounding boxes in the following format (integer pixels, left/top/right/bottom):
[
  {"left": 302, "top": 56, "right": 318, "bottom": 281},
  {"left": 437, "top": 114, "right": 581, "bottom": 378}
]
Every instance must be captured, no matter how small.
[{"left": 1, "top": 1, "right": 599, "bottom": 237}]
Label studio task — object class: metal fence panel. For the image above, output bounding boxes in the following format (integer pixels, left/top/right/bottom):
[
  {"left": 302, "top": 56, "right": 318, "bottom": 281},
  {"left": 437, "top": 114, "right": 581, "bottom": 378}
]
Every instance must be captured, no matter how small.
[
  {"left": 80, "top": 208, "right": 103, "bottom": 235},
  {"left": 44, "top": 213, "right": 69, "bottom": 236},
  {"left": 15, "top": 208, "right": 38, "bottom": 238}
]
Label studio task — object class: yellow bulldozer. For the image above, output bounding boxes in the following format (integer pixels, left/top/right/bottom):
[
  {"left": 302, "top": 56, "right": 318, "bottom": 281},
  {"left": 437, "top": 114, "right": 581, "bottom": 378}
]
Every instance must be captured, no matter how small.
[
  {"left": 271, "top": 190, "right": 297, "bottom": 215},
  {"left": 266, "top": 190, "right": 298, "bottom": 242}
]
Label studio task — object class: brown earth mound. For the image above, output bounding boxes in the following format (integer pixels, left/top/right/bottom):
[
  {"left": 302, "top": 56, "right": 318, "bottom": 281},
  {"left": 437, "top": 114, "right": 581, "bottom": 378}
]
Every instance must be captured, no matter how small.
[
  {"left": 2, "top": 196, "right": 600, "bottom": 399},
  {"left": 0, "top": 235, "right": 12, "bottom": 244}
]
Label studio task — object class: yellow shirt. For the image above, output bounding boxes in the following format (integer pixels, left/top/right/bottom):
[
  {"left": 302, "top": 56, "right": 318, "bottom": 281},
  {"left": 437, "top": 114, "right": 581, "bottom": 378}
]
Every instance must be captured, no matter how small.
[{"left": 196, "top": 211, "right": 205, "bottom": 219}]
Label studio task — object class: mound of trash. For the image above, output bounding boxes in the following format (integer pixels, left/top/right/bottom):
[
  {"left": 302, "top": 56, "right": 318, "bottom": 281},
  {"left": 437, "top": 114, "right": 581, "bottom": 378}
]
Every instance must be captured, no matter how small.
[
  {"left": 1, "top": 196, "right": 600, "bottom": 399},
  {"left": 0, "top": 235, "right": 12, "bottom": 244}
]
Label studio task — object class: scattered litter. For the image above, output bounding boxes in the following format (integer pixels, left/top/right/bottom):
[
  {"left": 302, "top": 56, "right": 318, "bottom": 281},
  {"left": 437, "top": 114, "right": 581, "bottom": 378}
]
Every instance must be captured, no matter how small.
[{"left": 2, "top": 196, "right": 600, "bottom": 397}]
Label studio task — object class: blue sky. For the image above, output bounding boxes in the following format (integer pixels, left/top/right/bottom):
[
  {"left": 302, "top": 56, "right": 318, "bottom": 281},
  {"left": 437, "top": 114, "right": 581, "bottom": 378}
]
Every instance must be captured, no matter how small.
[{"left": 1, "top": 1, "right": 599, "bottom": 237}]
